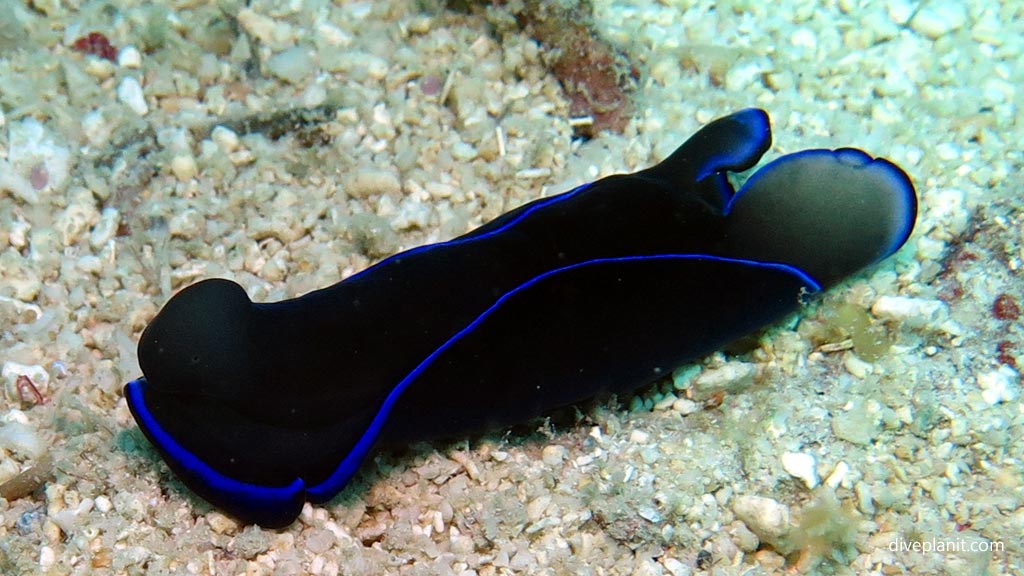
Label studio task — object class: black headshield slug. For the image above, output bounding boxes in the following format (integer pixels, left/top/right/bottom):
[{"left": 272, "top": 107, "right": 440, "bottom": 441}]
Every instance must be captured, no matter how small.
[{"left": 124, "top": 109, "right": 916, "bottom": 527}]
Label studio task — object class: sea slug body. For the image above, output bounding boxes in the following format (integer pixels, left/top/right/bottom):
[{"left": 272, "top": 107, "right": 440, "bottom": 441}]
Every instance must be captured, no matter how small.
[{"left": 124, "top": 109, "right": 916, "bottom": 527}]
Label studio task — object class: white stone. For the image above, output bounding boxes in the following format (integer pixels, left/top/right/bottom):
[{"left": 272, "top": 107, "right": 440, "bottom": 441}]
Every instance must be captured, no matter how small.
[
  {"left": 170, "top": 154, "right": 197, "bottom": 182},
  {"left": 89, "top": 207, "right": 120, "bottom": 249},
  {"left": 732, "top": 495, "right": 790, "bottom": 547},
  {"left": 56, "top": 199, "right": 100, "bottom": 246},
  {"left": 927, "top": 188, "right": 969, "bottom": 237},
  {"left": 790, "top": 28, "right": 817, "bottom": 50},
  {"left": 39, "top": 546, "right": 55, "bottom": 569},
  {"left": 236, "top": 8, "right": 290, "bottom": 45},
  {"left": 541, "top": 445, "right": 567, "bottom": 466},
  {"left": 650, "top": 57, "right": 681, "bottom": 87},
  {"left": 977, "top": 365, "right": 1020, "bottom": 405},
  {"left": 691, "top": 361, "right": 755, "bottom": 400},
  {"left": 672, "top": 398, "right": 699, "bottom": 416},
  {"left": 267, "top": 46, "right": 316, "bottom": 84},
  {"left": 0, "top": 163, "right": 37, "bottom": 204},
  {"left": 117, "top": 77, "right": 149, "bottom": 115},
  {"left": 317, "top": 22, "right": 353, "bottom": 47},
  {"left": 207, "top": 511, "right": 239, "bottom": 534},
  {"left": 81, "top": 109, "right": 113, "bottom": 147},
  {"left": 0, "top": 295, "right": 43, "bottom": 323},
  {"left": 886, "top": 0, "right": 914, "bottom": 25},
  {"left": 9, "top": 219, "right": 30, "bottom": 247},
  {"left": 782, "top": 452, "right": 819, "bottom": 489},
  {"left": 844, "top": 352, "right": 873, "bottom": 378},
  {"left": 910, "top": 1, "right": 968, "bottom": 39},
  {"left": 393, "top": 198, "right": 431, "bottom": 230},
  {"left": 662, "top": 557, "right": 690, "bottom": 576},
  {"left": 118, "top": 45, "right": 142, "bottom": 68},
  {"left": 168, "top": 209, "right": 204, "bottom": 239},
  {"left": 76, "top": 255, "right": 103, "bottom": 274},
  {"left": 725, "top": 61, "right": 765, "bottom": 92},
  {"left": 0, "top": 421, "right": 46, "bottom": 458},
  {"left": 6, "top": 117, "right": 71, "bottom": 196},
  {"left": 347, "top": 169, "right": 401, "bottom": 197},
  {"left": 211, "top": 126, "right": 240, "bottom": 153},
  {"left": 84, "top": 58, "right": 115, "bottom": 80},
  {"left": 824, "top": 461, "right": 850, "bottom": 488},
  {"left": 871, "top": 296, "right": 948, "bottom": 329},
  {"left": 3, "top": 361, "right": 49, "bottom": 393}
]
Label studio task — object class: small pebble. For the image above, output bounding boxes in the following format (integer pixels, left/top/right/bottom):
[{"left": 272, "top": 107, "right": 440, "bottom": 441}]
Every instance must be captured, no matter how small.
[
  {"left": 39, "top": 546, "right": 55, "bottom": 569},
  {"left": 824, "top": 461, "right": 850, "bottom": 488},
  {"left": 89, "top": 207, "right": 120, "bottom": 249},
  {"left": 691, "top": 361, "right": 755, "bottom": 400},
  {"left": 871, "top": 296, "right": 948, "bottom": 329},
  {"left": 976, "top": 365, "right": 1020, "bottom": 405},
  {"left": 84, "top": 58, "right": 115, "bottom": 79},
  {"left": 671, "top": 364, "right": 700, "bottom": 390},
  {"left": 8, "top": 219, "right": 30, "bottom": 247},
  {"left": 392, "top": 198, "right": 431, "bottom": 230},
  {"left": 727, "top": 520, "right": 760, "bottom": 552},
  {"left": 541, "top": 445, "right": 567, "bottom": 466},
  {"left": 0, "top": 421, "right": 46, "bottom": 459},
  {"left": 267, "top": 46, "right": 316, "bottom": 84},
  {"left": 732, "top": 495, "right": 790, "bottom": 548},
  {"left": 117, "top": 77, "right": 148, "bottom": 115},
  {"left": 833, "top": 400, "right": 881, "bottom": 445},
  {"left": 3, "top": 361, "right": 49, "bottom": 394},
  {"left": 347, "top": 169, "right": 401, "bottom": 197},
  {"left": 781, "top": 451, "right": 819, "bottom": 489},
  {"left": 207, "top": 511, "right": 239, "bottom": 534},
  {"left": 81, "top": 109, "right": 112, "bottom": 147},
  {"left": 672, "top": 398, "right": 699, "bottom": 416},
  {"left": 211, "top": 126, "right": 241, "bottom": 153},
  {"left": 886, "top": 0, "right": 915, "bottom": 25},
  {"left": 236, "top": 8, "right": 284, "bottom": 44},
  {"left": 118, "top": 45, "right": 142, "bottom": 68},
  {"left": 662, "top": 557, "right": 689, "bottom": 576},
  {"left": 910, "top": 0, "right": 968, "bottom": 39},
  {"left": 170, "top": 154, "right": 198, "bottom": 182}
]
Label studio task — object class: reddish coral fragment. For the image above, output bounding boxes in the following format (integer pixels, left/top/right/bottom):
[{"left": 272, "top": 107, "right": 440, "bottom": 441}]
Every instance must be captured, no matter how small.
[
  {"left": 72, "top": 32, "right": 118, "bottom": 63},
  {"left": 510, "top": 1, "right": 634, "bottom": 136},
  {"left": 15, "top": 375, "right": 46, "bottom": 406},
  {"left": 997, "top": 340, "right": 1017, "bottom": 370},
  {"left": 993, "top": 293, "right": 1021, "bottom": 321}
]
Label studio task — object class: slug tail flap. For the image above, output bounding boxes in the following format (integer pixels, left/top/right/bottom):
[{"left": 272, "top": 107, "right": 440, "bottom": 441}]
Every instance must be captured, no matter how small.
[
  {"left": 643, "top": 108, "right": 772, "bottom": 211},
  {"left": 723, "top": 148, "right": 917, "bottom": 287}
]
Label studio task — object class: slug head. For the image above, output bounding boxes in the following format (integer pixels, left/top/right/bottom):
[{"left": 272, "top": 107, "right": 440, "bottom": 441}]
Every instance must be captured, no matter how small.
[{"left": 137, "top": 279, "right": 254, "bottom": 400}]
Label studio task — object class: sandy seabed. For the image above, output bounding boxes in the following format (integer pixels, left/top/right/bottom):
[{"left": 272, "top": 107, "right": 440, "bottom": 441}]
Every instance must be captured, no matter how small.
[{"left": 0, "top": 0, "right": 1022, "bottom": 574}]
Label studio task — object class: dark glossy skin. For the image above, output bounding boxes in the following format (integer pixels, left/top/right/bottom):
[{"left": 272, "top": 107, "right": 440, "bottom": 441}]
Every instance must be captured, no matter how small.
[{"left": 124, "top": 109, "right": 916, "bottom": 527}]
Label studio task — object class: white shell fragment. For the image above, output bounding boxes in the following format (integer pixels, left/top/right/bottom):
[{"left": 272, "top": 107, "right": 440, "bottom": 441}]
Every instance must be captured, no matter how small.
[
  {"left": 691, "top": 361, "right": 755, "bottom": 400},
  {"left": 118, "top": 45, "right": 142, "bottom": 68},
  {"left": 117, "top": 77, "right": 149, "bottom": 116},
  {"left": 977, "top": 365, "right": 1021, "bottom": 405},
  {"left": 0, "top": 420, "right": 46, "bottom": 459},
  {"left": 824, "top": 461, "right": 850, "bottom": 489},
  {"left": 909, "top": 1, "right": 968, "bottom": 39},
  {"left": 870, "top": 295, "right": 948, "bottom": 329},
  {"left": 3, "top": 361, "right": 50, "bottom": 395},
  {"left": 732, "top": 495, "right": 791, "bottom": 548},
  {"left": 781, "top": 451, "right": 819, "bottom": 489}
]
